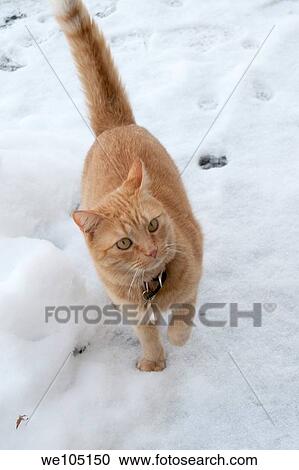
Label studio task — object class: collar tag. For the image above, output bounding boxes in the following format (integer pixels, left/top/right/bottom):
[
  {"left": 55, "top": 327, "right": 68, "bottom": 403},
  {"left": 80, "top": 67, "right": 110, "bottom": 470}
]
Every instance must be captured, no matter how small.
[{"left": 142, "top": 270, "right": 167, "bottom": 303}]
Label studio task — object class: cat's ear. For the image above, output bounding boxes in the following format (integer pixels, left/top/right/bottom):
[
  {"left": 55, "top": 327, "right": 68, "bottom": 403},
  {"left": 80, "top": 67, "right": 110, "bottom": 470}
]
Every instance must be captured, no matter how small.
[
  {"left": 124, "top": 159, "right": 149, "bottom": 193},
  {"left": 72, "top": 210, "right": 102, "bottom": 233}
]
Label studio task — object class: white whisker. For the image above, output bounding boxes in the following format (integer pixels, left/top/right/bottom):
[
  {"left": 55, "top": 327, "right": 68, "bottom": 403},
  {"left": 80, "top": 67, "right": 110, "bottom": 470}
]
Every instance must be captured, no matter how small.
[{"left": 128, "top": 268, "right": 142, "bottom": 297}]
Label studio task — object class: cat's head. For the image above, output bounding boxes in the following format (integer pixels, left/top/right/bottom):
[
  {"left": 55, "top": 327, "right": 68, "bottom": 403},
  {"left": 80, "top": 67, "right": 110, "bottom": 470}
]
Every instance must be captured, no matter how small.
[{"left": 73, "top": 159, "right": 176, "bottom": 283}]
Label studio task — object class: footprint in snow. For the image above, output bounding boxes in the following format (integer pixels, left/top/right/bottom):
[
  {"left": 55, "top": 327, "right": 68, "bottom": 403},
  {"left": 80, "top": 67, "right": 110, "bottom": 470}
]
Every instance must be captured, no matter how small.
[
  {"left": 262, "top": 0, "right": 296, "bottom": 7},
  {"left": 198, "top": 97, "right": 218, "bottom": 111},
  {"left": 253, "top": 80, "right": 273, "bottom": 102},
  {"left": 158, "top": 25, "right": 231, "bottom": 53},
  {"left": 241, "top": 38, "right": 258, "bottom": 50},
  {"left": 161, "top": 0, "right": 183, "bottom": 7},
  {"left": 0, "top": 12, "right": 26, "bottom": 29},
  {"left": 37, "top": 14, "right": 51, "bottom": 24},
  {"left": 0, "top": 55, "right": 24, "bottom": 72},
  {"left": 73, "top": 345, "right": 89, "bottom": 356},
  {"left": 199, "top": 155, "right": 228, "bottom": 170},
  {"left": 95, "top": 0, "right": 118, "bottom": 18},
  {"left": 110, "top": 31, "right": 150, "bottom": 52}
]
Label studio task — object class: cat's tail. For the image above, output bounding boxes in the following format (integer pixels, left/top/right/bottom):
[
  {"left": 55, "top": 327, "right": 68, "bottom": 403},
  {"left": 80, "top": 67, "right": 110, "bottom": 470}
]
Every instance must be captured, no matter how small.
[{"left": 53, "top": 0, "right": 135, "bottom": 136}]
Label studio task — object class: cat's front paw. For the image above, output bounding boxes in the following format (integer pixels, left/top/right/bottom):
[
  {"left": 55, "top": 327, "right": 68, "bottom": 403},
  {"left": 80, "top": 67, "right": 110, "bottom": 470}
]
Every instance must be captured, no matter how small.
[{"left": 136, "top": 357, "right": 166, "bottom": 372}]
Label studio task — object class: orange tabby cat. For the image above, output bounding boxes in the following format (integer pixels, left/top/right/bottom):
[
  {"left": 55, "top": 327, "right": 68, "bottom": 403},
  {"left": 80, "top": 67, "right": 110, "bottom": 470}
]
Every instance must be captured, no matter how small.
[{"left": 54, "top": 0, "right": 203, "bottom": 371}]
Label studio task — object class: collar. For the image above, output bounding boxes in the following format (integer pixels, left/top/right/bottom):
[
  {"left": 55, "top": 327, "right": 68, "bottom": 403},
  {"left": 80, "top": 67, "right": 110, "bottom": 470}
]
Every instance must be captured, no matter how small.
[{"left": 142, "top": 270, "right": 167, "bottom": 303}]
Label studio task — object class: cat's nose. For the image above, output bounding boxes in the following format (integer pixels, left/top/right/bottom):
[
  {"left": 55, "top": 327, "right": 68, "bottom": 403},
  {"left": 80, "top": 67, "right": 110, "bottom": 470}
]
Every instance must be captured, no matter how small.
[{"left": 146, "top": 247, "right": 157, "bottom": 258}]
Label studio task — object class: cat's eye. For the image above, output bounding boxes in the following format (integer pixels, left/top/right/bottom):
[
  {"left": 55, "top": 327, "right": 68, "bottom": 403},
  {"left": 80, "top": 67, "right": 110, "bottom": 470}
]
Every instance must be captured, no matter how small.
[
  {"left": 116, "top": 238, "right": 132, "bottom": 250},
  {"left": 148, "top": 218, "right": 159, "bottom": 233}
]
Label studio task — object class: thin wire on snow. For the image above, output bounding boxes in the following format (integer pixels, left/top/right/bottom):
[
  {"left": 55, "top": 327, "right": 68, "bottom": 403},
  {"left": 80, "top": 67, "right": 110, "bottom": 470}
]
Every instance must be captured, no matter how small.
[
  {"left": 16, "top": 350, "right": 73, "bottom": 429},
  {"left": 228, "top": 351, "right": 275, "bottom": 427}
]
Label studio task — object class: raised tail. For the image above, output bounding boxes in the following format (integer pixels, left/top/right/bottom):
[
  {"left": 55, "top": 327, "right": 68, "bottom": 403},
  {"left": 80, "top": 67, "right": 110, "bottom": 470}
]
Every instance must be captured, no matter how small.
[{"left": 53, "top": 0, "right": 135, "bottom": 136}]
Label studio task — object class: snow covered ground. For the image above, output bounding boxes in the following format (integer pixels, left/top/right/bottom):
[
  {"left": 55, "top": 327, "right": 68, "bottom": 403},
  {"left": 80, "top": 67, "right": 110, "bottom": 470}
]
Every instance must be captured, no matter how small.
[{"left": 1, "top": 0, "right": 299, "bottom": 450}]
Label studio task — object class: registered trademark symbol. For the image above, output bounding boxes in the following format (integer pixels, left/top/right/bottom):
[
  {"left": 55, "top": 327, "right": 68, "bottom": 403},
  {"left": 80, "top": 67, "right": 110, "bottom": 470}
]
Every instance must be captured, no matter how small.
[{"left": 263, "top": 303, "right": 277, "bottom": 313}]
